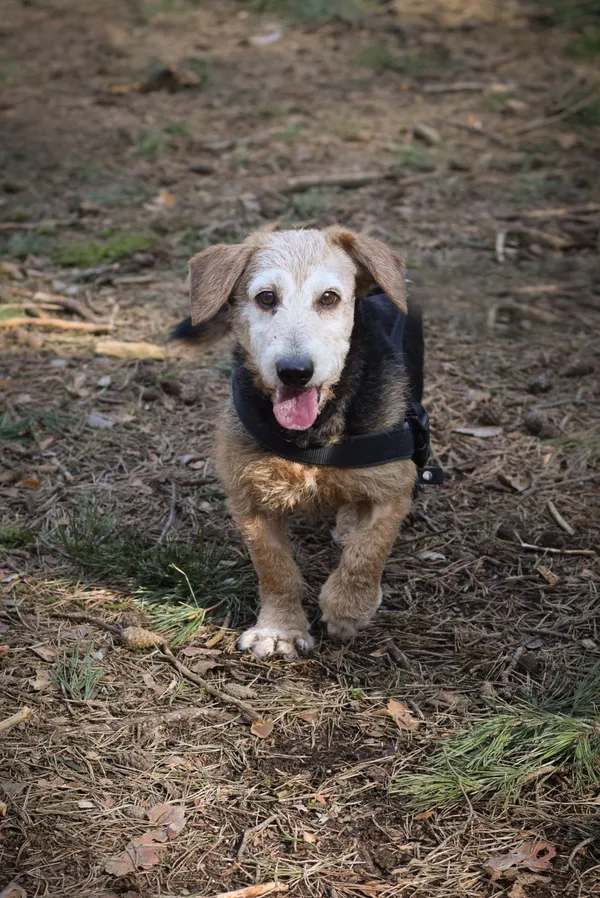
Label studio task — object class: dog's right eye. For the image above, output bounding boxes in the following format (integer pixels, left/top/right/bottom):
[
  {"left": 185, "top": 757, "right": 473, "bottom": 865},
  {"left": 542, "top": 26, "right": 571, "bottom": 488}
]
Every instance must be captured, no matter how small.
[{"left": 255, "top": 290, "right": 277, "bottom": 310}]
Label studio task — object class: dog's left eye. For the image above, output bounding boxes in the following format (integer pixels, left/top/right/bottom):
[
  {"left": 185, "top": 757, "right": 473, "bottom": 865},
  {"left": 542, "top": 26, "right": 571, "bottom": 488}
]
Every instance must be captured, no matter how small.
[{"left": 319, "top": 291, "right": 341, "bottom": 308}]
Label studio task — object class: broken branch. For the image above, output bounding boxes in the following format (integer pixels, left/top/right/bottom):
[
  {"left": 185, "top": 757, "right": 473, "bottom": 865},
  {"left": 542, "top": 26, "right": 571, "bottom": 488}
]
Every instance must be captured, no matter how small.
[
  {"left": 159, "top": 644, "right": 261, "bottom": 722},
  {"left": 0, "top": 706, "right": 32, "bottom": 735},
  {"left": 0, "top": 317, "right": 112, "bottom": 333}
]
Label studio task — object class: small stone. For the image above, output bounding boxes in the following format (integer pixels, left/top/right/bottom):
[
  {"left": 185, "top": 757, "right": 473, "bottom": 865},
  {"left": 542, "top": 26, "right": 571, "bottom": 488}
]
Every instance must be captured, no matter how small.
[
  {"left": 562, "top": 359, "right": 595, "bottom": 377},
  {"left": 528, "top": 373, "right": 552, "bottom": 395},
  {"left": 160, "top": 379, "right": 182, "bottom": 397},
  {"left": 141, "top": 386, "right": 161, "bottom": 402},
  {"left": 523, "top": 407, "right": 559, "bottom": 439}
]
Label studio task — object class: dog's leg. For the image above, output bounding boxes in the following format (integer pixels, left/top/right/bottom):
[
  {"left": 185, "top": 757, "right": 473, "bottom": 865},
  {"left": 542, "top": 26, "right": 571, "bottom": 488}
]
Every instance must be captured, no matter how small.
[
  {"left": 233, "top": 508, "right": 313, "bottom": 659},
  {"left": 320, "top": 498, "right": 411, "bottom": 641},
  {"left": 331, "top": 504, "right": 360, "bottom": 545}
]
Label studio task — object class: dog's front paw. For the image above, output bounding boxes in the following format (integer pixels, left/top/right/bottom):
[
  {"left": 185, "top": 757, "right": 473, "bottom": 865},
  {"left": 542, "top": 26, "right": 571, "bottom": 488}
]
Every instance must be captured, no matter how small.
[
  {"left": 320, "top": 581, "right": 382, "bottom": 642},
  {"left": 237, "top": 627, "right": 314, "bottom": 660}
]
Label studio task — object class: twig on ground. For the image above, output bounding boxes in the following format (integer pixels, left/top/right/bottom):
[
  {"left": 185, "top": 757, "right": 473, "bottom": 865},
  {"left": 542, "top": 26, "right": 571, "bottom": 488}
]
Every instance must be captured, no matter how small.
[
  {"left": 236, "top": 814, "right": 279, "bottom": 860},
  {"left": 157, "top": 482, "right": 177, "bottom": 545},
  {"left": 51, "top": 610, "right": 122, "bottom": 636},
  {"left": 281, "top": 169, "right": 440, "bottom": 193},
  {"left": 515, "top": 87, "right": 600, "bottom": 134},
  {"left": 547, "top": 500, "right": 575, "bottom": 537},
  {"left": 184, "top": 885, "right": 289, "bottom": 898},
  {"left": 159, "top": 643, "right": 261, "bottom": 722},
  {"left": 384, "top": 638, "right": 416, "bottom": 673},
  {"left": 0, "top": 706, "right": 32, "bottom": 735},
  {"left": 205, "top": 611, "right": 232, "bottom": 649},
  {"left": 495, "top": 229, "right": 507, "bottom": 263},
  {"left": 0, "top": 317, "right": 112, "bottom": 333},
  {"left": 437, "top": 118, "right": 511, "bottom": 148},
  {"left": 519, "top": 542, "right": 595, "bottom": 557}
]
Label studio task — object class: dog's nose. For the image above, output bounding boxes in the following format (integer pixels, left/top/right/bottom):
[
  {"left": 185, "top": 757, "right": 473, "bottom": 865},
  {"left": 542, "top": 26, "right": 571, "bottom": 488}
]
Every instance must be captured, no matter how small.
[{"left": 276, "top": 356, "right": 314, "bottom": 387}]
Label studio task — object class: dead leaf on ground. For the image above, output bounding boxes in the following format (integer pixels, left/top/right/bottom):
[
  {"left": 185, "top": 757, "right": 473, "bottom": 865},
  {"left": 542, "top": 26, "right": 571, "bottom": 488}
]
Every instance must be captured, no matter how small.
[
  {"left": 251, "top": 719, "right": 274, "bottom": 739},
  {"left": 303, "top": 830, "right": 318, "bottom": 844},
  {"left": 180, "top": 645, "right": 221, "bottom": 657},
  {"left": 485, "top": 840, "right": 557, "bottom": 880},
  {"left": 31, "top": 644, "right": 57, "bottom": 662},
  {"left": 387, "top": 699, "right": 420, "bottom": 731},
  {"left": 28, "top": 673, "right": 52, "bottom": 691},
  {"left": 0, "top": 884, "right": 27, "bottom": 898},
  {"left": 298, "top": 710, "right": 318, "bottom": 725},
  {"left": 104, "top": 843, "right": 162, "bottom": 876},
  {"left": 62, "top": 625, "right": 91, "bottom": 639},
  {"left": 498, "top": 473, "right": 530, "bottom": 493},
  {"left": 463, "top": 388, "right": 492, "bottom": 403},
  {"left": 0, "top": 261, "right": 23, "bottom": 279},
  {"left": 190, "top": 658, "right": 221, "bottom": 676},
  {"left": 146, "top": 801, "right": 186, "bottom": 836},
  {"left": 454, "top": 426, "right": 503, "bottom": 438},
  {"left": 87, "top": 411, "right": 115, "bottom": 429}
]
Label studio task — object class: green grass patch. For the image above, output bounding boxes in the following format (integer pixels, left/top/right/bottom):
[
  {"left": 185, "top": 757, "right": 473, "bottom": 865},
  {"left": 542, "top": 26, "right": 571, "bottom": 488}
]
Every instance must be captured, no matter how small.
[
  {"left": 50, "top": 502, "right": 252, "bottom": 643},
  {"left": 54, "top": 644, "right": 103, "bottom": 701},
  {"left": 359, "top": 42, "right": 449, "bottom": 76},
  {"left": 0, "top": 409, "right": 72, "bottom": 444},
  {"left": 569, "top": 97, "right": 600, "bottom": 126},
  {"left": 52, "top": 233, "right": 157, "bottom": 268},
  {"left": 545, "top": 0, "right": 600, "bottom": 26},
  {"left": 391, "top": 664, "right": 600, "bottom": 811},
  {"left": 0, "top": 525, "right": 35, "bottom": 548},
  {"left": 290, "top": 187, "right": 333, "bottom": 219},
  {"left": 242, "top": 0, "right": 367, "bottom": 23},
  {"left": 512, "top": 174, "right": 561, "bottom": 202},
  {"left": 134, "top": 129, "right": 170, "bottom": 159},
  {"left": 6, "top": 232, "right": 53, "bottom": 258},
  {"left": 567, "top": 24, "right": 600, "bottom": 56},
  {"left": 394, "top": 142, "right": 435, "bottom": 172}
]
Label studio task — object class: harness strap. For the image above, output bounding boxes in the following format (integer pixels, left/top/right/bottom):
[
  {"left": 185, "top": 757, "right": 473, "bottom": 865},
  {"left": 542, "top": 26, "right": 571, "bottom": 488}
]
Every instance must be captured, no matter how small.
[{"left": 232, "top": 372, "right": 443, "bottom": 485}]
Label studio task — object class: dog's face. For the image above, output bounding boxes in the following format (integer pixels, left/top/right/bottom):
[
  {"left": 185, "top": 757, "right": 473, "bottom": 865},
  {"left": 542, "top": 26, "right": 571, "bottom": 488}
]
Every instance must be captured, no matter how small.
[{"left": 189, "top": 227, "right": 407, "bottom": 431}]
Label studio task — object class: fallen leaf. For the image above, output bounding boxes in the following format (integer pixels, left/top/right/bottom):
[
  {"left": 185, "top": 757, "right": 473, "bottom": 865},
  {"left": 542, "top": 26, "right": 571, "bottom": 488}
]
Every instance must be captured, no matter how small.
[
  {"left": 298, "top": 711, "right": 318, "bottom": 725},
  {"left": 303, "top": 830, "right": 317, "bottom": 844},
  {"left": 165, "top": 755, "right": 193, "bottom": 770},
  {"left": 463, "top": 388, "right": 491, "bottom": 403},
  {"left": 88, "top": 411, "right": 115, "bottom": 429},
  {"left": 78, "top": 799, "right": 95, "bottom": 809},
  {"left": 62, "top": 625, "right": 91, "bottom": 638},
  {"left": 94, "top": 340, "right": 165, "bottom": 360},
  {"left": 485, "top": 841, "right": 557, "bottom": 880},
  {"left": 454, "top": 426, "right": 503, "bottom": 438},
  {"left": 249, "top": 31, "right": 282, "bottom": 45},
  {"left": 104, "top": 844, "right": 162, "bottom": 876},
  {"left": 0, "top": 884, "right": 27, "bottom": 898},
  {"left": 0, "top": 261, "right": 23, "bottom": 280},
  {"left": 414, "top": 809, "right": 435, "bottom": 820},
  {"left": 31, "top": 645, "right": 57, "bottom": 662},
  {"left": 97, "top": 375, "right": 112, "bottom": 389},
  {"left": 251, "top": 719, "right": 274, "bottom": 739},
  {"left": 19, "top": 477, "right": 41, "bottom": 488},
  {"left": 28, "top": 673, "right": 51, "bottom": 691},
  {"left": 146, "top": 802, "right": 186, "bottom": 836},
  {"left": 145, "top": 189, "right": 176, "bottom": 212},
  {"left": 498, "top": 473, "right": 529, "bottom": 493},
  {"left": 141, "top": 672, "right": 168, "bottom": 697},
  {"left": 387, "top": 699, "right": 420, "bottom": 731},
  {"left": 431, "top": 690, "right": 468, "bottom": 710},
  {"left": 417, "top": 550, "right": 446, "bottom": 562},
  {"left": 0, "top": 800, "right": 6, "bottom": 816}
]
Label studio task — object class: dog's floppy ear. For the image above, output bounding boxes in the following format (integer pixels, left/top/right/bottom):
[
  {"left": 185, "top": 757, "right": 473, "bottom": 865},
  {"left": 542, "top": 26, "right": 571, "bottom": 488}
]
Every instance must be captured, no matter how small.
[
  {"left": 327, "top": 226, "right": 407, "bottom": 314},
  {"left": 189, "top": 243, "right": 254, "bottom": 325}
]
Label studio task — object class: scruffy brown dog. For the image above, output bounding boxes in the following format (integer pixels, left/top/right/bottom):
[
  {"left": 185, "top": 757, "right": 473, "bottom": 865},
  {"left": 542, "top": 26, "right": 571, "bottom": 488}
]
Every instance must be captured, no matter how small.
[{"left": 174, "top": 227, "right": 430, "bottom": 659}]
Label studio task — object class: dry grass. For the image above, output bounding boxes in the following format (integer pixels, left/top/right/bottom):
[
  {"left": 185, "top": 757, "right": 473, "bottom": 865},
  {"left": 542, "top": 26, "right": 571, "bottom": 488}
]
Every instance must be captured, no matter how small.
[{"left": 1, "top": 0, "right": 600, "bottom": 895}]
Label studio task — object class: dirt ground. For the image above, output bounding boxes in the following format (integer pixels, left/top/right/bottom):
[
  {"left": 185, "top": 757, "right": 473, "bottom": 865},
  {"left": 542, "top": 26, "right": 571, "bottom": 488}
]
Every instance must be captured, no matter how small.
[{"left": 1, "top": 1, "right": 599, "bottom": 896}]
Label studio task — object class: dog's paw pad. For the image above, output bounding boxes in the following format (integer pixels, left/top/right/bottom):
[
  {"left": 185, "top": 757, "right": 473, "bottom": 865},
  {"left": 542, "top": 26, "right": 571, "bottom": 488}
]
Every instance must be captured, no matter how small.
[{"left": 237, "top": 627, "right": 314, "bottom": 660}]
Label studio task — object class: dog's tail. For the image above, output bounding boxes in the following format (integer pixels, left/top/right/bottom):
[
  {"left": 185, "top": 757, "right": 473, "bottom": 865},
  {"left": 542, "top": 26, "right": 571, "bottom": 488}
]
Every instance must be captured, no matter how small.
[
  {"left": 170, "top": 305, "right": 231, "bottom": 345},
  {"left": 403, "top": 303, "right": 424, "bottom": 404}
]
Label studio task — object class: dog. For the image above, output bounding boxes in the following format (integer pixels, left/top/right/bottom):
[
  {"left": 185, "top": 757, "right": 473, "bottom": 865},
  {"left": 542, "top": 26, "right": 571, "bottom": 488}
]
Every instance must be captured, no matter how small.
[{"left": 173, "top": 226, "right": 435, "bottom": 659}]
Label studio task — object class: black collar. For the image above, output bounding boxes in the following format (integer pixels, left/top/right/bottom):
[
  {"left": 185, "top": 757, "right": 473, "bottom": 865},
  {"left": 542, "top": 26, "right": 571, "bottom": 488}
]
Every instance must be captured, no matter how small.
[{"left": 231, "top": 372, "right": 443, "bottom": 487}]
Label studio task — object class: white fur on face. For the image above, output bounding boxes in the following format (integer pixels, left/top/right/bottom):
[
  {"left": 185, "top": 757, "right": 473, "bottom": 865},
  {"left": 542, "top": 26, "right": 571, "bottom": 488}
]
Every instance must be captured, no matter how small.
[{"left": 240, "top": 230, "right": 357, "bottom": 398}]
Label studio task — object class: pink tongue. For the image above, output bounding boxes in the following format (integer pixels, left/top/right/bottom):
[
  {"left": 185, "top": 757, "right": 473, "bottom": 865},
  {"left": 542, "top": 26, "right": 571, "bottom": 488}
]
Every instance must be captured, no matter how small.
[{"left": 273, "top": 386, "right": 319, "bottom": 431}]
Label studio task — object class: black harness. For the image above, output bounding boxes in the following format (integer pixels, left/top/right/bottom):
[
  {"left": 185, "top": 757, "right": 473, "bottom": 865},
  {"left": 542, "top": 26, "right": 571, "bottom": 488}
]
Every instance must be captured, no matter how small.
[{"left": 231, "top": 295, "right": 443, "bottom": 490}]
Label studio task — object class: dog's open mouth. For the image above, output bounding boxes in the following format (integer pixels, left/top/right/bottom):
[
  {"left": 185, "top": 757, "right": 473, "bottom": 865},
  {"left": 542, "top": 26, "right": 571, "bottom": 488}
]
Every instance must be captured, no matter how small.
[{"left": 273, "top": 386, "right": 319, "bottom": 431}]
